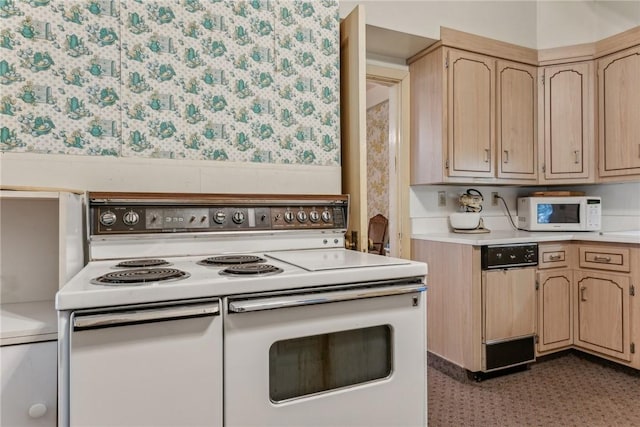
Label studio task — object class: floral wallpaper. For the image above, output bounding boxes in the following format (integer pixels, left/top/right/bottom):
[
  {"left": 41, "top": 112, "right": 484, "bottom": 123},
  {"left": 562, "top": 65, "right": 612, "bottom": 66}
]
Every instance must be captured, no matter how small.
[
  {"left": 0, "top": 0, "right": 340, "bottom": 166},
  {"left": 366, "top": 100, "right": 388, "bottom": 221}
]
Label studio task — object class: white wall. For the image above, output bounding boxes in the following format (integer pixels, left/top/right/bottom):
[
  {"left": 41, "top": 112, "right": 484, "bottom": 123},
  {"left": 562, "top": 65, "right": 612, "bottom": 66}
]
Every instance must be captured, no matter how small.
[
  {"left": 340, "top": 1, "right": 538, "bottom": 47},
  {"left": 340, "top": 1, "right": 640, "bottom": 49},
  {"left": 594, "top": 1, "right": 640, "bottom": 40},
  {"left": 0, "top": 153, "right": 341, "bottom": 195},
  {"left": 535, "top": 1, "right": 599, "bottom": 49},
  {"left": 536, "top": 1, "right": 640, "bottom": 49},
  {"left": 366, "top": 85, "right": 390, "bottom": 109}
]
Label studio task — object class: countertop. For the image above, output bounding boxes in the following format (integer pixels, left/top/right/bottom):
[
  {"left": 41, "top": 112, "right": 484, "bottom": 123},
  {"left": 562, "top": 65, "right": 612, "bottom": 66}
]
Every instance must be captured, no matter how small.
[{"left": 411, "top": 230, "right": 640, "bottom": 246}]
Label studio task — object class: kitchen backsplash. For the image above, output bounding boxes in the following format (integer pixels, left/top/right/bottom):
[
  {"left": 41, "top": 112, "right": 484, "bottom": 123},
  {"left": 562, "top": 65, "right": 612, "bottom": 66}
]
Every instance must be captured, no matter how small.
[
  {"left": 0, "top": 0, "right": 340, "bottom": 166},
  {"left": 410, "top": 182, "right": 640, "bottom": 233}
]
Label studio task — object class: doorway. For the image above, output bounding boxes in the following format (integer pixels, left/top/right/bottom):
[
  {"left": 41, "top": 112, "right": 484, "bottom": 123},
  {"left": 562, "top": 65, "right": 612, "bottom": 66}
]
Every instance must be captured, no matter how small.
[{"left": 365, "top": 67, "right": 409, "bottom": 258}]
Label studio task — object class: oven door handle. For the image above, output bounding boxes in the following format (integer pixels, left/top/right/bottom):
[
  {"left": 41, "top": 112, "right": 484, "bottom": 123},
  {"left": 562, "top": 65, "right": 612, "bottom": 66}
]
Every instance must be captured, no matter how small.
[
  {"left": 228, "top": 283, "right": 426, "bottom": 313},
  {"left": 73, "top": 302, "right": 220, "bottom": 330}
]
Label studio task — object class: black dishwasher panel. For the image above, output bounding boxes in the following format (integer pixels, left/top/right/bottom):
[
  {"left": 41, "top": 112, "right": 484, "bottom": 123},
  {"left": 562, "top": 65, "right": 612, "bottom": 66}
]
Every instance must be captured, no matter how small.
[
  {"left": 485, "top": 336, "right": 536, "bottom": 371},
  {"left": 481, "top": 243, "right": 538, "bottom": 270}
]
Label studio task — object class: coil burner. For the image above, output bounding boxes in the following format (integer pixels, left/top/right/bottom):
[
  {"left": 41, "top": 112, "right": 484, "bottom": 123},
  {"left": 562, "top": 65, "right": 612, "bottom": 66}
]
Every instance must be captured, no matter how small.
[
  {"left": 91, "top": 268, "right": 190, "bottom": 286},
  {"left": 198, "top": 255, "right": 266, "bottom": 266},
  {"left": 219, "top": 264, "right": 283, "bottom": 276},
  {"left": 114, "top": 259, "right": 171, "bottom": 268}
]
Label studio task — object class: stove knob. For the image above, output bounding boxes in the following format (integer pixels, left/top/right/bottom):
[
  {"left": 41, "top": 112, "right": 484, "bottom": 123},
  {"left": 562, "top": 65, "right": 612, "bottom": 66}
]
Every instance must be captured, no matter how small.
[
  {"left": 232, "top": 211, "right": 245, "bottom": 224},
  {"left": 309, "top": 210, "right": 320, "bottom": 223},
  {"left": 123, "top": 210, "right": 140, "bottom": 226},
  {"left": 321, "top": 210, "right": 332, "bottom": 223},
  {"left": 213, "top": 210, "right": 226, "bottom": 224},
  {"left": 100, "top": 211, "right": 117, "bottom": 227},
  {"left": 297, "top": 210, "right": 308, "bottom": 223},
  {"left": 284, "top": 211, "right": 295, "bottom": 223}
]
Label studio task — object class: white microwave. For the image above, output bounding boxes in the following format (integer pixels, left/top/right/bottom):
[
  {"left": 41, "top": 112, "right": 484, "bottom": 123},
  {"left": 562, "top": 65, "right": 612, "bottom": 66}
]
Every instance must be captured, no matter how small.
[{"left": 517, "top": 196, "right": 601, "bottom": 231}]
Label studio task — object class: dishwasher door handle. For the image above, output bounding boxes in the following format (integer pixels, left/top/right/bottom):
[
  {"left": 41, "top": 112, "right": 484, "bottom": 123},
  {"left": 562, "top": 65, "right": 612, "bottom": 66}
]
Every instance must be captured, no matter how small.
[
  {"left": 73, "top": 301, "right": 220, "bottom": 330},
  {"left": 228, "top": 283, "right": 426, "bottom": 313}
]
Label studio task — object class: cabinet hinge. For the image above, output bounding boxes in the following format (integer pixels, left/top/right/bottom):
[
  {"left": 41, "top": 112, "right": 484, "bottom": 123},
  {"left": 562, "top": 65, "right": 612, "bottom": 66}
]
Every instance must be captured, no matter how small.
[
  {"left": 541, "top": 73, "right": 545, "bottom": 85},
  {"left": 535, "top": 280, "right": 539, "bottom": 290},
  {"left": 631, "top": 284, "right": 635, "bottom": 296},
  {"left": 632, "top": 342, "right": 636, "bottom": 354},
  {"left": 445, "top": 159, "right": 449, "bottom": 169},
  {"left": 535, "top": 335, "right": 539, "bottom": 344},
  {"left": 541, "top": 164, "right": 546, "bottom": 173},
  {"left": 445, "top": 57, "right": 449, "bottom": 69}
]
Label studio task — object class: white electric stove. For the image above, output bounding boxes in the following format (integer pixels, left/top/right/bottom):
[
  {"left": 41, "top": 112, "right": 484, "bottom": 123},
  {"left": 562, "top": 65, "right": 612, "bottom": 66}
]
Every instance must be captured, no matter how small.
[{"left": 57, "top": 192, "right": 428, "bottom": 427}]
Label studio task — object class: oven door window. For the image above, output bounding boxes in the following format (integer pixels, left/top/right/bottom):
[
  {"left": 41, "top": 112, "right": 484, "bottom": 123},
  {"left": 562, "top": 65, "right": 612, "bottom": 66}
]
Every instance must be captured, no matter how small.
[{"left": 268, "top": 325, "right": 392, "bottom": 402}]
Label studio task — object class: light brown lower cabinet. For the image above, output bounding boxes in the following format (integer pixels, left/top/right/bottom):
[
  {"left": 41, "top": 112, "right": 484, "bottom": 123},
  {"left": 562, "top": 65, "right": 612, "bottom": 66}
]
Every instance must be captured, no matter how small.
[
  {"left": 412, "top": 239, "right": 639, "bottom": 372},
  {"left": 574, "top": 270, "right": 632, "bottom": 362},
  {"left": 537, "top": 269, "right": 573, "bottom": 353}
]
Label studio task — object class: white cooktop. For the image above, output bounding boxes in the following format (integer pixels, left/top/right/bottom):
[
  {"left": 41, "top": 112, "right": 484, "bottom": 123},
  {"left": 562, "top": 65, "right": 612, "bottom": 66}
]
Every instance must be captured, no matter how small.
[
  {"left": 56, "top": 249, "right": 427, "bottom": 311},
  {"left": 266, "top": 249, "right": 410, "bottom": 271}
]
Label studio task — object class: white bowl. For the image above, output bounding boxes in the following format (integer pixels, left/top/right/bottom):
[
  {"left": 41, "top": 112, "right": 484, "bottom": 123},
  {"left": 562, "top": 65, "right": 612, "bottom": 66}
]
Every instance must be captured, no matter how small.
[{"left": 449, "top": 212, "right": 481, "bottom": 230}]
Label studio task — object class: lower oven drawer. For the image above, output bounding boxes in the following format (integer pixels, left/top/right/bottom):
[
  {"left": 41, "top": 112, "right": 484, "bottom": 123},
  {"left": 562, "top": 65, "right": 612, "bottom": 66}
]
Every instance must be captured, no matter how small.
[
  {"left": 224, "top": 282, "right": 427, "bottom": 427},
  {"left": 483, "top": 335, "right": 536, "bottom": 372},
  {"left": 67, "top": 299, "right": 222, "bottom": 427}
]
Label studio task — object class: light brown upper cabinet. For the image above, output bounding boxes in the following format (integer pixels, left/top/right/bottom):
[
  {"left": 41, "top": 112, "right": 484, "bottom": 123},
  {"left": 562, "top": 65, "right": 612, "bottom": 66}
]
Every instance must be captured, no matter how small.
[
  {"left": 409, "top": 47, "right": 537, "bottom": 184},
  {"left": 597, "top": 45, "right": 640, "bottom": 180},
  {"left": 496, "top": 60, "right": 538, "bottom": 180},
  {"left": 409, "top": 26, "right": 638, "bottom": 185},
  {"left": 447, "top": 49, "right": 495, "bottom": 178},
  {"left": 539, "top": 62, "right": 595, "bottom": 183}
]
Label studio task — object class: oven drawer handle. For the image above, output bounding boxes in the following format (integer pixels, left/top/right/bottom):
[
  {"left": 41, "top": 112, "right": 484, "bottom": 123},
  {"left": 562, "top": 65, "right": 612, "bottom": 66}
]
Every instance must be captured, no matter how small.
[
  {"left": 73, "top": 302, "right": 220, "bottom": 329},
  {"left": 228, "top": 283, "right": 426, "bottom": 313}
]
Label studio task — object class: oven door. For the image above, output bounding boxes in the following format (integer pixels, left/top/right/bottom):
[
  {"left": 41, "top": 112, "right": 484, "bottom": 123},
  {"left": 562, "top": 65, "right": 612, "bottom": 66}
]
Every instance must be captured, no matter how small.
[
  {"left": 66, "top": 298, "right": 222, "bottom": 427},
  {"left": 224, "top": 280, "right": 427, "bottom": 427}
]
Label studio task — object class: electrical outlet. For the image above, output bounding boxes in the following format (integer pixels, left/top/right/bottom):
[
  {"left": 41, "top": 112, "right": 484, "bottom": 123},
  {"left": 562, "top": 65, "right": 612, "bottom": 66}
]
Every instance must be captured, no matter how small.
[
  {"left": 491, "top": 192, "right": 499, "bottom": 206},
  {"left": 438, "top": 191, "right": 446, "bottom": 207}
]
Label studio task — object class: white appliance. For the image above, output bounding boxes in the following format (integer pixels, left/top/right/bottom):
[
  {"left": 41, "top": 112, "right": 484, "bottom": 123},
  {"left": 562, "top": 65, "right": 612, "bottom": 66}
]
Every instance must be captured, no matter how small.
[
  {"left": 517, "top": 196, "right": 601, "bottom": 231},
  {"left": 57, "top": 192, "right": 428, "bottom": 427}
]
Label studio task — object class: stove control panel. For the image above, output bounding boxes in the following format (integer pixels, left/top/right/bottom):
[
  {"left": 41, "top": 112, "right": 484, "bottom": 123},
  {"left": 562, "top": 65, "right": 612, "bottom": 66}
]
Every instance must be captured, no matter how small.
[
  {"left": 270, "top": 206, "right": 344, "bottom": 229},
  {"left": 90, "top": 196, "right": 348, "bottom": 235}
]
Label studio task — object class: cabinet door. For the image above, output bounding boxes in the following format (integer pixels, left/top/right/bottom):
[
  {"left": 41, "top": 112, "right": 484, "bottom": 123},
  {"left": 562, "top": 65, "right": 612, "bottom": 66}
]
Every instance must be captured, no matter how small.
[
  {"left": 1, "top": 341, "right": 57, "bottom": 426},
  {"left": 496, "top": 60, "right": 537, "bottom": 180},
  {"left": 574, "top": 271, "right": 631, "bottom": 361},
  {"left": 483, "top": 268, "right": 536, "bottom": 342},
  {"left": 542, "top": 62, "right": 594, "bottom": 181},
  {"left": 447, "top": 49, "right": 495, "bottom": 177},
  {"left": 537, "top": 270, "right": 573, "bottom": 353},
  {"left": 598, "top": 45, "right": 640, "bottom": 178}
]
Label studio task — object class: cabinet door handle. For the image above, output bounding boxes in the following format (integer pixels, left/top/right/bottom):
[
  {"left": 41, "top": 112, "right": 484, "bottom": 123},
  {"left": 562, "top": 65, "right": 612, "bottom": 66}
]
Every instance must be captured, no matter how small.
[
  {"left": 549, "top": 254, "right": 562, "bottom": 260},
  {"left": 593, "top": 255, "right": 611, "bottom": 263},
  {"left": 580, "top": 286, "right": 587, "bottom": 302},
  {"left": 484, "top": 148, "right": 490, "bottom": 163},
  {"left": 573, "top": 150, "right": 580, "bottom": 164},
  {"left": 503, "top": 150, "right": 509, "bottom": 163}
]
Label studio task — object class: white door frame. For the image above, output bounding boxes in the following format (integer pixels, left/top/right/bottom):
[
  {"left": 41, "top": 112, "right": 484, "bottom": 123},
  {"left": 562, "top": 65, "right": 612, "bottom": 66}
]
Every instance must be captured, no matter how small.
[{"left": 366, "top": 65, "right": 410, "bottom": 259}]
